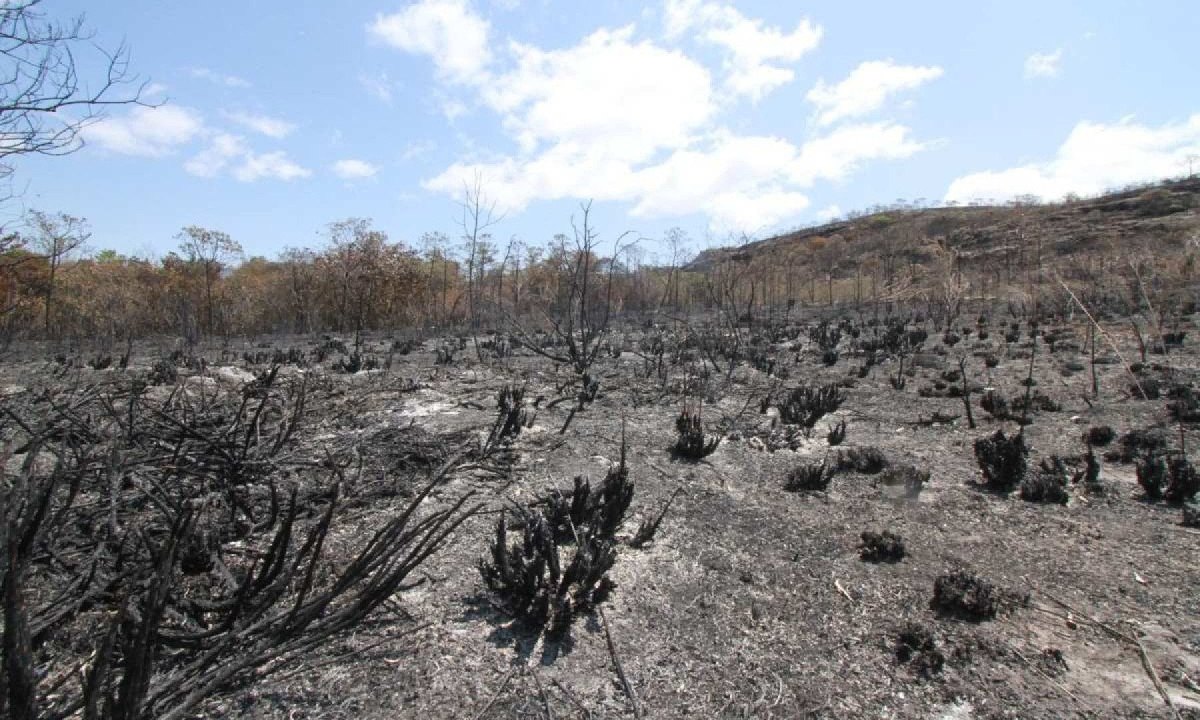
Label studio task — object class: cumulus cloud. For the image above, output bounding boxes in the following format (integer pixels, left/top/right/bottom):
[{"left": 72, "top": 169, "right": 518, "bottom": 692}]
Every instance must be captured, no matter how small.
[
  {"left": 84, "top": 105, "right": 205, "bottom": 156},
  {"left": 380, "top": 2, "right": 934, "bottom": 232},
  {"left": 944, "top": 115, "right": 1200, "bottom": 204},
  {"left": 369, "top": 0, "right": 492, "bottom": 83},
  {"left": 482, "top": 25, "right": 714, "bottom": 158},
  {"left": 232, "top": 151, "right": 312, "bottom": 182},
  {"left": 1024, "top": 49, "right": 1062, "bottom": 79},
  {"left": 184, "top": 133, "right": 311, "bottom": 183},
  {"left": 222, "top": 111, "right": 296, "bottom": 139},
  {"left": 806, "top": 60, "right": 943, "bottom": 127},
  {"left": 332, "top": 159, "right": 380, "bottom": 179},
  {"left": 664, "top": 0, "right": 822, "bottom": 101},
  {"left": 183, "top": 133, "right": 248, "bottom": 177}
]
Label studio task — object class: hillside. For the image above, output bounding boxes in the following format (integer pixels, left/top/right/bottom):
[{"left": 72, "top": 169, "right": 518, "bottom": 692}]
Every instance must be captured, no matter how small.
[{"left": 687, "top": 177, "right": 1200, "bottom": 278}]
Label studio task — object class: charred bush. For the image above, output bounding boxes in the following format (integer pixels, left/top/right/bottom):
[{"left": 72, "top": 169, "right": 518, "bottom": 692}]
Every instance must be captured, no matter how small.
[
  {"left": 1106, "top": 428, "right": 1168, "bottom": 463},
  {"left": 485, "top": 384, "right": 532, "bottom": 450},
  {"left": 826, "top": 419, "right": 847, "bottom": 446},
  {"left": 673, "top": 405, "right": 721, "bottom": 460},
  {"left": 895, "top": 622, "right": 944, "bottom": 676},
  {"left": 836, "top": 446, "right": 889, "bottom": 474},
  {"left": 1182, "top": 504, "right": 1200, "bottom": 528},
  {"left": 973, "top": 430, "right": 1027, "bottom": 493},
  {"left": 860, "top": 530, "right": 906, "bottom": 563},
  {"left": 880, "top": 463, "right": 929, "bottom": 499},
  {"left": 1137, "top": 454, "right": 1169, "bottom": 500},
  {"left": 1085, "top": 425, "right": 1115, "bottom": 446},
  {"left": 980, "top": 391, "right": 1010, "bottom": 421},
  {"left": 932, "top": 569, "right": 1025, "bottom": 622},
  {"left": 783, "top": 459, "right": 830, "bottom": 492},
  {"left": 1020, "top": 459, "right": 1070, "bottom": 505},
  {"left": 778, "top": 383, "right": 845, "bottom": 434},
  {"left": 481, "top": 448, "right": 632, "bottom": 639},
  {"left": 1166, "top": 455, "right": 1200, "bottom": 504}
]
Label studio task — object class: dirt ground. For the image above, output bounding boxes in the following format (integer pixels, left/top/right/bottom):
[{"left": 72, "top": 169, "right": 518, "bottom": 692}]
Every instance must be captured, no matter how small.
[{"left": 3, "top": 313, "right": 1199, "bottom": 719}]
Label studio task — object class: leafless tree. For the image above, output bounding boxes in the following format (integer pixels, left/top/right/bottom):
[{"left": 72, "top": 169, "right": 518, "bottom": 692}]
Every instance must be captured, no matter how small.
[
  {"left": 0, "top": 1, "right": 150, "bottom": 181},
  {"left": 508, "top": 201, "right": 635, "bottom": 422}
]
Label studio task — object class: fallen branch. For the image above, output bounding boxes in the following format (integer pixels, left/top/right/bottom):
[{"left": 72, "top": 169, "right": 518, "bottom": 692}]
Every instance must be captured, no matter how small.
[{"left": 598, "top": 608, "right": 643, "bottom": 719}]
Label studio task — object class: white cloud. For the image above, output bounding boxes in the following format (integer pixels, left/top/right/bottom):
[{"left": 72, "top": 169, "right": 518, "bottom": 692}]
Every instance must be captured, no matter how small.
[
  {"left": 186, "top": 134, "right": 310, "bottom": 183},
  {"left": 806, "top": 60, "right": 943, "bottom": 127},
  {"left": 1024, "top": 49, "right": 1062, "bottom": 79},
  {"left": 401, "top": 140, "right": 437, "bottom": 160},
  {"left": 664, "top": 0, "right": 822, "bottom": 101},
  {"left": 425, "top": 123, "right": 927, "bottom": 232},
  {"left": 184, "top": 133, "right": 248, "bottom": 177},
  {"left": 222, "top": 111, "right": 296, "bottom": 139},
  {"left": 482, "top": 25, "right": 714, "bottom": 159},
  {"left": 190, "top": 67, "right": 251, "bottom": 88},
  {"left": 369, "top": 0, "right": 492, "bottom": 84},
  {"left": 84, "top": 105, "right": 205, "bottom": 156},
  {"left": 392, "top": 2, "right": 932, "bottom": 232},
  {"left": 332, "top": 159, "right": 379, "bottom": 179},
  {"left": 233, "top": 151, "right": 312, "bottom": 182},
  {"left": 944, "top": 115, "right": 1200, "bottom": 204}
]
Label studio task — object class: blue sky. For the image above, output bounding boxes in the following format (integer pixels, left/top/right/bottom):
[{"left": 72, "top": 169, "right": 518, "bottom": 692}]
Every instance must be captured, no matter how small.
[{"left": 8, "top": 1, "right": 1200, "bottom": 260}]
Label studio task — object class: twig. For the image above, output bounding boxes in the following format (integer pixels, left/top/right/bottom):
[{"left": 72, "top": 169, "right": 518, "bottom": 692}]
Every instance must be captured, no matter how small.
[
  {"left": 471, "top": 666, "right": 519, "bottom": 720},
  {"left": 527, "top": 665, "right": 555, "bottom": 720},
  {"left": 834, "top": 578, "right": 854, "bottom": 604},
  {"left": 598, "top": 608, "right": 643, "bottom": 719}
]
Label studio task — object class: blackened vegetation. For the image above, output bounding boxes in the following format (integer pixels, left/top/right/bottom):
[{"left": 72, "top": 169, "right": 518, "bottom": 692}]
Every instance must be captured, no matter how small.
[
  {"left": 1137, "top": 454, "right": 1200, "bottom": 504},
  {"left": 1020, "top": 458, "right": 1070, "bottom": 505},
  {"left": 974, "top": 430, "right": 1028, "bottom": 493},
  {"left": 480, "top": 444, "right": 633, "bottom": 640},
  {"left": 836, "top": 446, "right": 889, "bottom": 475},
  {"left": 932, "top": 570, "right": 1026, "bottom": 622},
  {"left": 673, "top": 404, "right": 721, "bottom": 460},
  {"left": 0, "top": 371, "right": 480, "bottom": 720},
  {"left": 1085, "top": 425, "right": 1116, "bottom": 447},
  {"left": 895, "top": 623, "right": 944, "bottom": 677},
  {"left": 826, "top": 419, "right": 847, "bottom": 446},
  {"left": 1105, "top": 427, "right": 1168, "bottom": 463},
  {"left": 777, "top": 383, "right": 844, "bottom": 437},
  {"left": 879, "top": 463, "right": 929, "bottom": 499},
  {"left": 485, "top": 384, "right": 532, "bottom": 451},
  {"left": 783, "top": 459, "right": 830, "bottom": 492},
  {"left": 859, "top": 530, "right": 906, "bottom": 563}
]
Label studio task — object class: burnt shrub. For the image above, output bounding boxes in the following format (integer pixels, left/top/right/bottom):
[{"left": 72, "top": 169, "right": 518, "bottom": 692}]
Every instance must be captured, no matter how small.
[
  {"left": 860, "top": 530, "right": 906, "bottom": 563},
  {"left": 1136, "top": 454, "right": 1168, "bottom": 500},
  {"left": 836, "top": 446, "right": 889, "bottom": 474},
  {"left": 879, "top": 463, "right": 929, "bottom": 499},
  {"left": 932, "top": 569, "right": 1025, "bottom": 622},
  {"left": 783, "top": 459, "right": 830, "bottom": 492},
  {"left": 826, "top": 419, "right": 847, "bottom": 446},
  {"left": 1085, "top": 425, "right": 1116, "bottom": 447},
  {"left": 778, "top": 383, "right": 845, "bottom": 434},
  {"left": 1166, "top": 455, "right": 1200, "bottom": 504},
  {"left": 973, "top": 430, "right": 1027, "bottom": 493},
  {"left": 1182, "top": 504, "right": 1200, "bottom": 528},
  {"left": 673, "top": 407, "right": 721, "bottom": 460},
  {"left": 1168, "top": 385, "right": 1200, "bottom": 423},
  {"left": 480, "top": 448, "right": 633, "bottom": 639},
  {"left": 485, "top": 384, "right": 531, "bottom": 449},
  {"left": 1020, "top": 459, "right": 1070, "bottom": 505},
  {"left": 980, "top": 391, "right": 1010, "bottom": 421},
  {"left": 895, "top": 622, "right": 944, "bottom": 676},
  {"left": 1106, "top": 428, "right": 1168, "bottom": 463}
]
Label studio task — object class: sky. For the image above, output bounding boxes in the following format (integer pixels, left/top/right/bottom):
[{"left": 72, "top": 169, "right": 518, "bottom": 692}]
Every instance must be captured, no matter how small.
[{"left": 7, "top": 0, "right": 1200, "bottom": 261}]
